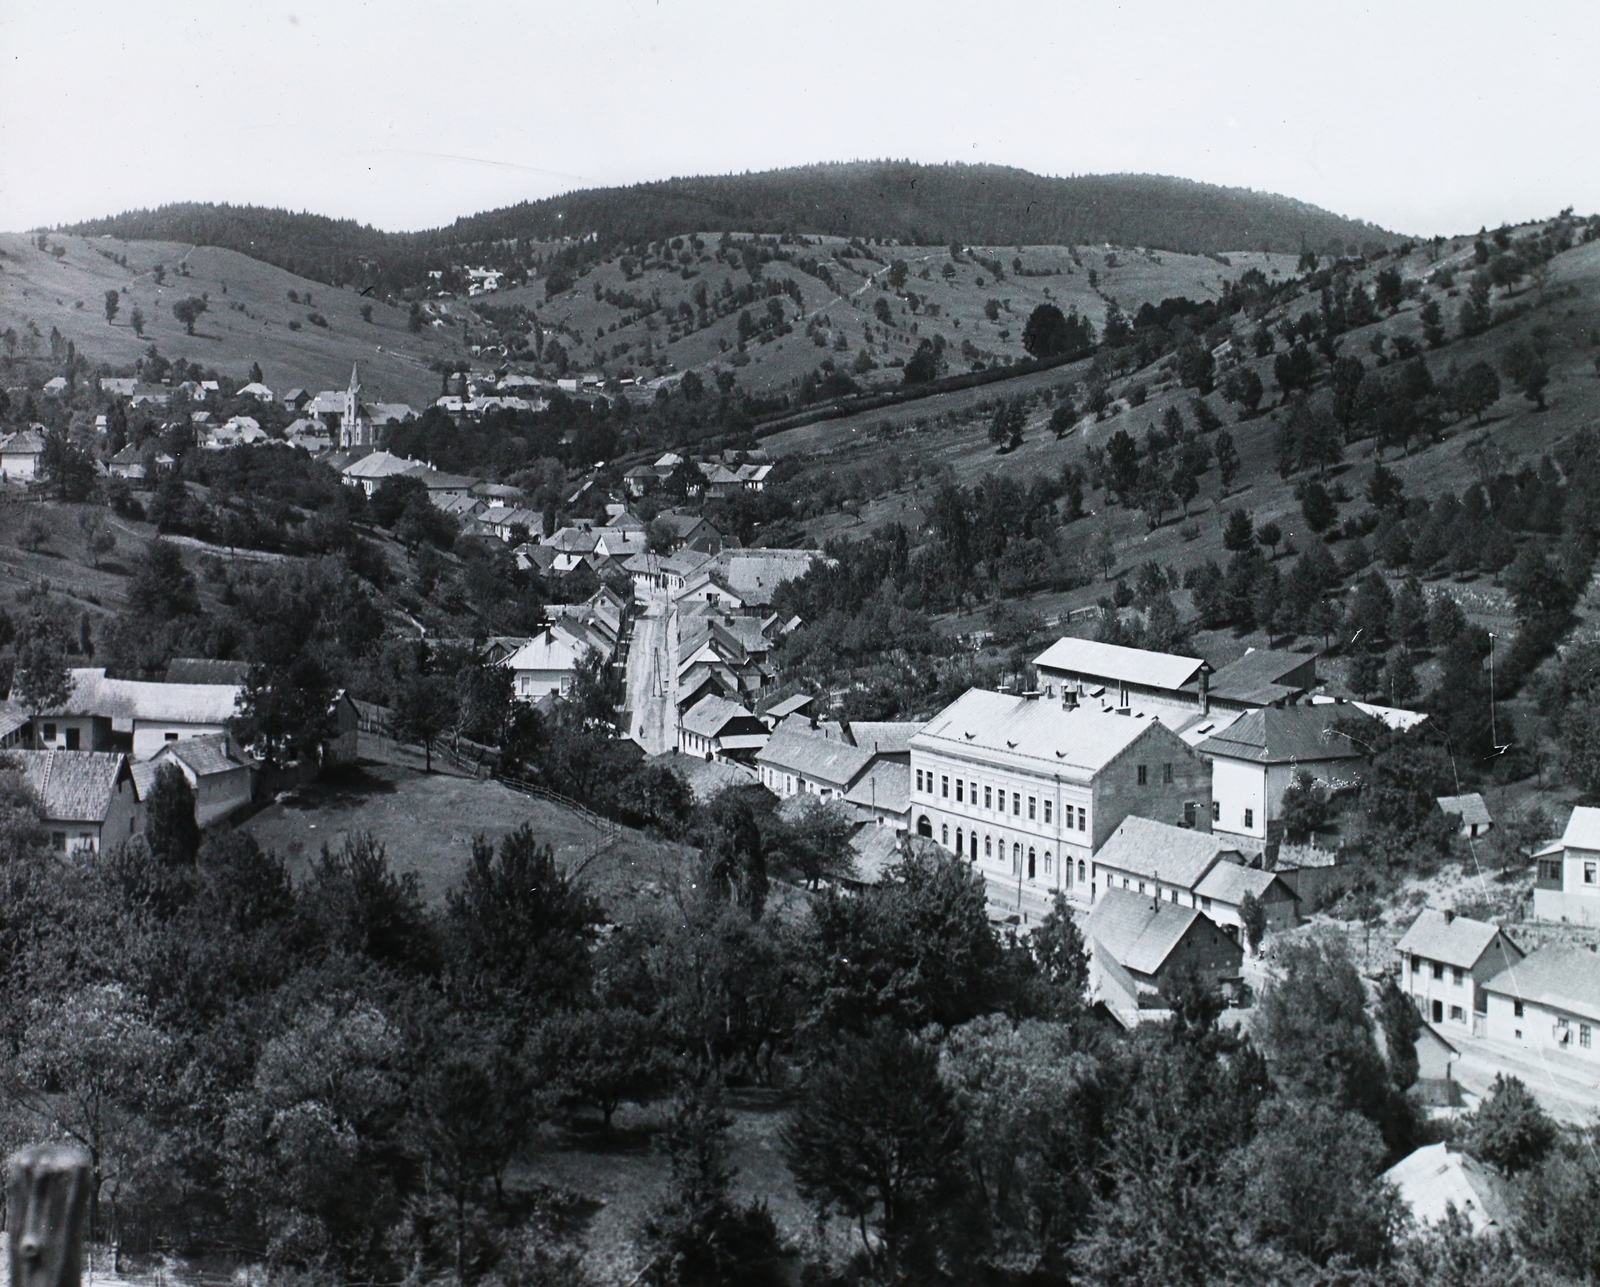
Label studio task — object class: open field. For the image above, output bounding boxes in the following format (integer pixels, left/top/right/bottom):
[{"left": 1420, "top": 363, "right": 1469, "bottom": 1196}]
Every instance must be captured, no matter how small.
[
  {"left": 241, "top": 744, "right": 696, "bottom": 914},
  {"left": 0, "top": 231, "right": 465, "bottom": 402}
]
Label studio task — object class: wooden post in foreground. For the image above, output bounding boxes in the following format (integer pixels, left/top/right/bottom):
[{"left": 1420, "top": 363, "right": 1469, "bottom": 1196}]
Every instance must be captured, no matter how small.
[{"left": 7, "top": 1145, "right": 91, "bottom": 1287}]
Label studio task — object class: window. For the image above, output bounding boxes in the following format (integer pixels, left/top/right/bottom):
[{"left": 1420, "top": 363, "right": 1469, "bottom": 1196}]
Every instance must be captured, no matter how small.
[
  {"left": 1138, "top": 882, "right": 1147, "bottom": 895},
  {"left": 956, "top": 829, "right": 964, "bottom": 854},
  {"left": 1013, "top": 842, "right": 1021, "bottom": 870},
  {"left": 1587, "top": 861, "right": 1597, "bottom": 885},
  {"left": 1453, "top": 966, "right": 1465, "bottom": 986},
  {"left": 942, "top": 775, "right": 949, "bottom": 799},
  {"left": 1013, "top": 792, "right": 1021, "bottom": 815},
  {"left": 42, "top": 724, "right": 56, "bottom": 742},
  {"left": 1169, "top": 889, "right": 1179, "bottom": 902},
  {"left": 1184, "top": 802, "right": 1196, "bottom": 828},
  {"left": 1078, "top": 860, "right": 1086, "bottom": 885},
  {"left": 984, "top": 785, "right": 992, "bottom": 809},
  {"left": 1410, "top": 955, "right": 1421, "bottom": 974},
  {"left": 915, "top": 769, "right": 923, "bottom": 792},
  {"left": 1137, "top": 764, "right": 1148, "bottom": 786},
  {"left": 1432, "top": 961, "right": 1444, "bottom": 980},
  {"left": 50, "top": 832, "right": 65, "bottom": 851},
  {"left": 941, "top": 824, "right": 949, "bottom": 846},
  {"left": 956, "top": 780, "right": 964, "bottom": 803},
  {"left": 1243, "top": 808, "right": 1254, "bottom": 829},
  {"left": 1027, "top": 848, "right": 1036, "bottom": 879},
  {"left": 970, "top": 781, "right": 977, "bottom": 805},
  {"left": 985, "top": 835, "right": 992, "bottom": 858},
  {"left": 1028, "top": 797, "right": 1037, "bottom": 820},
  {"left": 1043, "top": 800, "right": 1052, "bottom": 824},
  {"left": 165, "top": 732, "right": 179, "bottom": 742},
  {"left": 1044, "top": 852, "right": 1052, "bottom": 874},
  {"left": 1514, "top": 1000, "right": 1525, "bottom": 1017},
  {"left": 1212, "top": 801, "right": 1221, "bottom": 823},
  {"left": 1201, "top": 896, "right": 1213, "bottom": 910},
  {"left": 1584, "top": 1024, "right": 1593, "bottom": 1049},
  {"left": 1450, "top": 1005, "right": 1464, "bottom": 1022},
  {"left": 1162, "top": 762, "right": 1173, "bottom": 784},
  {"left": 1078, "top": 807, "right": 1087, "bottom": 832}
]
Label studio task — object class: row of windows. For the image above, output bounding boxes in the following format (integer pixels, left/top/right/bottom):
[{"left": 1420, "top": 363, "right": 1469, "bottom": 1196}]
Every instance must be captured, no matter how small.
[
  {"left": 1410, "top": 955, "right": 1467, "bottom": 985},
  {"left": 937, "top": 822, "right": 1090, "bottom": 885},
  {"left": 1134, "top": 763, "right": 1175, "bottom": 785},
  {"left": 1556, "top": 1016, "right": 1594, "bottom": 1048},
  {"left": 914, "top": 769, "right": 1088, "bottom": 831}
]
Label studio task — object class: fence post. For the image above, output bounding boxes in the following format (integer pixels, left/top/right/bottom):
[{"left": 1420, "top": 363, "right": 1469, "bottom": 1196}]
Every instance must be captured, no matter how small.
[{"left": 7, "top": 1144, "right": 91, "bottom": 1287}]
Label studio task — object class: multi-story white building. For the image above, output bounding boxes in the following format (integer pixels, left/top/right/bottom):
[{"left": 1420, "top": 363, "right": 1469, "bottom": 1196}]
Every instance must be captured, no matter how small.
[
  {"left": 1483, "top": 944, "right": 1600, "bottom": 1062},
  {"left": 1395, "top": 907, "right": 1523, "bottom": 1033},
  {"left": 1533, "top": 807, "right": 1600, "bottom": 925},
  {"left": 907, "top": 688, "right": 1211, "bottom": 904}
]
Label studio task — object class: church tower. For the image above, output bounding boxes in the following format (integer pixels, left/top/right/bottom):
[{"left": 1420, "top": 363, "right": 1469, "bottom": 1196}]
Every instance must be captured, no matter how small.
[{"left": 341, "top": 363, "right": 368, "bottom": 449}]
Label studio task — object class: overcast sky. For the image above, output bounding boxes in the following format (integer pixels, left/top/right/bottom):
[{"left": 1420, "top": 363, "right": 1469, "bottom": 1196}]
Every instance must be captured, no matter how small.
[{"left": 3, "top": 0, "right": 1595, "bottom": 239}]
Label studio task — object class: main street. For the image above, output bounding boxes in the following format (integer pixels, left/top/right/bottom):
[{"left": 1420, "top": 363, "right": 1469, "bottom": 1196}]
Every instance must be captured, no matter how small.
[{"left": 625, "top": 596, "right": 677, "bottom": 755}]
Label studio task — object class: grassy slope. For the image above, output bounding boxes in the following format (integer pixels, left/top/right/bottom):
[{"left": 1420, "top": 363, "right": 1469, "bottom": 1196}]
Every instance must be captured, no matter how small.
[
  {"left": 0, "top": 232, "right": 465, "bottom": 402},
  {"left": 493, "top": 238, "right": 1301, "bottom": 394}
]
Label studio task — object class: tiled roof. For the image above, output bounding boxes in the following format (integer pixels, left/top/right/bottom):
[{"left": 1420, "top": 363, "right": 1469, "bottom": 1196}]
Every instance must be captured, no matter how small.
[
  {"left": 9, "top": 750, "right": 127, "bottom": 823},
  {"left": 1382, "top": 1143, "right": 1511, "bottom": 1234},
  {"left": 764, "top": 693, "right": 816, "bottom": 720},
  {"left": 848, "top": 824, "right": 902, "bottom": 885},
  {"left": 1437, "top": 793, "right": 1492, "bottom": 828},
  {"left": 756, "top": 727, "right": 873, "bottom": 790},
  {"left": 1398, "top": 909, "right": 1520, "bottom": 971},
  {"left": 1193, "top": 861, "right": 1297, "bottom": 907},
  {"left": 1204, "top": 648, "right": 1317, "bottom": 705},
  {"left": 2, "top": 429, "right": 46, "bottom": 455},
  {"left": 1088, "top": 887, "right": 1207, "bottom": 977},
  {"left": 838, "top": 721, "right": 924, "bottom": 756},
  {"left": 1196, "top": 705, "right": 1365, "bottom": 765},
  {"left": 843, "top": 761, "right": 909, "bottom": 814},
  {"left": 912, "top": 689, "right": 1170, "bottom": 782},
  {"left": 1033, "top": 637, "right": 1205, "bottom": 691},
  {"left": 1559, "top": 806, "right": 1600, "bottom": 852},
  {"left": 341, "top": 450, "right": 417, "bottom": 479},
  {"left": 155, "top": 733, "right": 244, "bottom": 777},
  {"left": 1094, "top": 817, "right": 1236, "bottom": 890},
  {"left": 24, "top": 669, "right": 240, "bottom": 724},
  {"left": 710, "top": 550, "right": 819, "bottom": 605},
  {"left": 681, "top": 695, "right": 759, "bottom": 739},
  {"left": 1482, "top": 944, "right": 1600, "bottom": 1021}
]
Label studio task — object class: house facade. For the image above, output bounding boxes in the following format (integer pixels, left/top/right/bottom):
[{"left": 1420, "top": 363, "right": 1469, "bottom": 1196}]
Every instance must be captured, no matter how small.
[
  {"left": 1483, "top": 944, "right": 1600, "bottom": 1064},
  {"left": 1533, "top": 807, "right": 1600, "bottom": 925},
  {"left": 1395, "top": 908, "right": 1524, "bottom": 1032},
  {"left": 12, "top": 750, "right": 141, "bottom": 852},
  {"left": 908, "top": 688, "right": 1212, "bottom": 903}
]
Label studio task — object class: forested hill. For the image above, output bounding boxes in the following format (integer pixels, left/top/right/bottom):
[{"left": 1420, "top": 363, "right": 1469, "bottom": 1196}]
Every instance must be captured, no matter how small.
[
  {"left": 59, "top": 162, "right": 1397, "bottom": 290},
  {"left": 446, "top": 164, "right": 1397, "bottom": 256}
]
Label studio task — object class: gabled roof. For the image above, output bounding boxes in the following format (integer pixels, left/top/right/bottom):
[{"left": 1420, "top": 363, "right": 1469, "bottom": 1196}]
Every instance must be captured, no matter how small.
[
  {"left": 1196, "top": 705, "right": 1365, "bottom": 765},
  {"left": 1193, "top": 861, "right": 1298, "bottom": 907},
  {"left": 1094, "top": 816, "right": 1237, "bottom": 890},
  {"left": 843, "top": 760, "right": 909, "bottom": 814},
  {"left": 836, "top": 720, "right": 924, "bottom": 756},
  {"left": 1032, "top": 637, "right": 1206, "bottom": 691},
  {"left": 1437, "top": 793, "right": 1492, "bottom": 828},
  {"left": 1382, "top": 1143, "right": 1510, "bottom": 1234},
  {"left": 154, "top": 732, "right": 245, "bottom": 777},
  {"left": 8, "top": 750, "right": 128, "bottom": 823},
  {"left": 1088, "top": 887, "right": 1211, "bottom": 977},
  {"left": 654, "top": 511, "right": 712, "bottom": 536},
  {"left": 1482, "top": 944, "right": 1600, "bottom": 1022},
  {"left": 848, "top": 824, "right": 902, "bottom": 885},
  {"left": 662, "top": 548, "right": 716, "bottom": 577},
  {"left": 1203, "top": 648, "right": 1317, "bottom": 705},
  {"left": 2, "top": 429, "right": 46, "bottom": 456},
  {"left": 341, "top": 450, "right": 417, "bottom": 479},
  {"left": 911, "top": 690, "right": 1174, "bottom": 783},
  {"left": 756, "top": 727, "right": 873, "bottom": 790},
  {"left": 708, "top": 549, "right": 819, "bottom": 605},
  {"left": 683, "top": 692, "right": 758, "bottom": 740},
  {"left": 1396, "top": 909, "right": 1518, "bottom": 971},
  {"left": 23, "top": 668, "right": 240, "bottom": 725},
  {"left": 764, "top": 693, "right": 816, "bottom": 720},
  {"left": 1558, "top": 806, "right": 1600, "bottom": 852}
]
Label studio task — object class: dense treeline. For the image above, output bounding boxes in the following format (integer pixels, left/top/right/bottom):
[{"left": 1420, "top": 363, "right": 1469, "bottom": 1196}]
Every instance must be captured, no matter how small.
[{"left": 59, "top": 164, "right": 1398, "bottom": 293}]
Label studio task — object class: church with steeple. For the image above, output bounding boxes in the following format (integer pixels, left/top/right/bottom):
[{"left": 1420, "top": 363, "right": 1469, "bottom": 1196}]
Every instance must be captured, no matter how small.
[
  {"left": 302, "top": 363, "right": 414, "bottom": 454},
  {"left": 339, "top": 363, "right": 372, "bottom": 449}
]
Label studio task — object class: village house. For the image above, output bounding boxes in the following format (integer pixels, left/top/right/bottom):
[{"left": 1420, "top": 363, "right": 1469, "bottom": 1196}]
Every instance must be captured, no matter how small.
[
  {"left": 137, "top": 732, "right": 255, "bottom": 827},
  {"left": 1482, "top": 943, "right": 1600, "bottom": 1060},
  {"left": 909, "top": 688, "right": 1212, "bottom": 902},
  {"left": 502, "top": 623, "right": 610, "bottom": 702},
  {"left": 1533, "top": 806, "right": 1600, "bottom": 925},
  {"left": 22, "top": 668, "right": 243, "bottom": 760},
  {"left": 1091, "top": 816, "right": 1299, "bottom": 933},
  {"left": 756, "top": 726, "right": 874, "bottom": 802},
  {"left": 678, "top": 695, "right": 770, "bottom": 764},
  {"left": 0, "top": 427, "right": 47, "bottom": 482},
  {"left": 1087, "top": 886, "right": 1245, "bottom": 1022},
  {"left": 1395, "top": 907, "right": 1524, "bottom": 1033},
  {"left": 236, "top": 382, "right": 275, "bottom": 402},
  {"left": 100, "top": 377, "right": 138, "bottom": 398},
  {"left": 340, "top": 450, "right": 421, "bottom": 497},
  {"left": 1196, "top": 704, "right": 1366, "bottom": 849},
  {"left": 1437, "top": 792, "right": 1493, "bottom": 839},
  {"left": 12, "top": 750, "right": 141, "bottom": 853}
]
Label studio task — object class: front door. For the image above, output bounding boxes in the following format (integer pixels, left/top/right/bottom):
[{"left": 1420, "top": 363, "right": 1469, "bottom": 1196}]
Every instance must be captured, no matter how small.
[
  {"left": 1432, "top": 999, "right": 1443, "bottom": 1024},
  {"left": 64, "top": 727, "right": 80, "bottom": 750}
]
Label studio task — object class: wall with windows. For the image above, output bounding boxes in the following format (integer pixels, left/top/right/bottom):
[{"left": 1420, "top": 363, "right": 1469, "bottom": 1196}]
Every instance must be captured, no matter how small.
[
  {"left": 1533, "top": 845, "right": 1600, "bottom": 925},
  {"left": 1485, "top": 990, "right": 1600, "bottom": 1061},
  {"left": 1402, "top": 951, "right": 1479, "bottom": 1030}
]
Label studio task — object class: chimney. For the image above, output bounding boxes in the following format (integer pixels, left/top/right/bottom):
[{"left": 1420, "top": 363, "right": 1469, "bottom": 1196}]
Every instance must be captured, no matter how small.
[
  {"left": 1063, "top": 686, "right": 1078, "bottom": 710},
  {"left": 839, "top": 717, "right": 856, "bottom": 747},
  {"left": 1198, "top": 663, "right": 1210, "bottom": 716},
  {"left": 1442, "top": 909, "right": 1456, "bottom": 924}
]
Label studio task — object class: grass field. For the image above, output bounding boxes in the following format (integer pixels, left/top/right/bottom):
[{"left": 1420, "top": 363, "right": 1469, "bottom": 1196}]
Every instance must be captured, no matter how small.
[
  {"left": 240, "top": 743, "right": 696, "bottom": 915},
  {"left": 0, "top": 231, "right": 464, "bottom": 403}
]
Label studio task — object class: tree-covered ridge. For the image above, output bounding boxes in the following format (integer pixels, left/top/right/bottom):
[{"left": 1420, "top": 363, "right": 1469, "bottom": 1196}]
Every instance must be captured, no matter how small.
[{"left": 58, "top": 163, "right": 1399, "bottom": 291}]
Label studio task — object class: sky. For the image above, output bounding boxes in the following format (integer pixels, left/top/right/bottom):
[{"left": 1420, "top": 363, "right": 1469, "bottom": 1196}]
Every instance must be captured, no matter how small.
[{"left": 2, "top": 0, "right": 1596, "bottom": 239}]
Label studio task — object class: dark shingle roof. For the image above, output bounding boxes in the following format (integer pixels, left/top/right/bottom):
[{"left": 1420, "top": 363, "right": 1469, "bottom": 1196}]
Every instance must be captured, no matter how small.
[
  {"left": 1204, "top": 649, "right": 1316, "bottom": 705},
  {"left": 8, "top": 751, "right": 127, "bottom": 823},
  {"left": 1437, "top": 793, "right": 1492, "bottom": 828},
  {"left": 1482, "top": 944, "right": 1600, "bottom": 1022},
  {"left": 165, "top": 658, "right": 251, "bottom": 685},
  {"left": 1196, "top": 705, "right": 1365, "bottom": 764},
  {"left": 756, "top": 727, "right": 873, "bottom": 790},
  {"left": 1088, "top": 887, "right": 1208, "bottom": 976},
  {"left": 1396, "top": 909, "right": 1520, "bottom": 971}
]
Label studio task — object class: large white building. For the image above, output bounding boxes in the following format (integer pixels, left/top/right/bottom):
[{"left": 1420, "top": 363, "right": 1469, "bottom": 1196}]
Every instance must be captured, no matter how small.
[
  {"left": 1534, "top": 807, "right": 1600, "bottom": 925},
  {"left": 1483, "top": 944, "right": 1600, "bottom": 1064},
  {"left": 907, "top": 688, "right": 1212, "bottom": 903}
]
